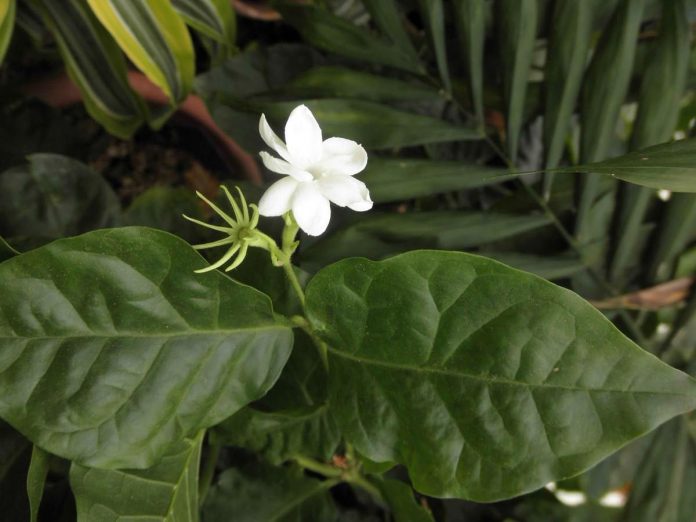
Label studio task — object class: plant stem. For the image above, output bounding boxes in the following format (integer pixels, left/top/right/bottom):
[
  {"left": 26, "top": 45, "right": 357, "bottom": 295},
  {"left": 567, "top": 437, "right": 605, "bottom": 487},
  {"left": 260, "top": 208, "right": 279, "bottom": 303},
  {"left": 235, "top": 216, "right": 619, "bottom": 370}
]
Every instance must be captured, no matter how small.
[
  {"left": 283, "top": 262, "right": 306, "bottom": 308},
  {"left": 295, "top": 456, "right": 343, "bottom": 477},
  {"left": 198, "top": 436, "right": 221, "bottom": 505}
]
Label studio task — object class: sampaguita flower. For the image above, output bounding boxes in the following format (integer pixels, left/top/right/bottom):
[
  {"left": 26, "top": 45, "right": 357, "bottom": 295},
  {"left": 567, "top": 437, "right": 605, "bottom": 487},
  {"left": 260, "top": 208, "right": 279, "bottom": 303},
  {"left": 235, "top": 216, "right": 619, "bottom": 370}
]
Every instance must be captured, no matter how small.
[{"left": 257, "top": 105, "right": 373, "bottom": 236}]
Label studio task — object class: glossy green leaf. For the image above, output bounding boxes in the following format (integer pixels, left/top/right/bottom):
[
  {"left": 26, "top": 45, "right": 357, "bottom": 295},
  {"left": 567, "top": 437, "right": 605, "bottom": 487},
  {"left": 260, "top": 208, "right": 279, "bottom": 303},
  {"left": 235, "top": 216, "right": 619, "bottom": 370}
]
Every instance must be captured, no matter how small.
[
  {"left": 0, "top": 0, "right": 16, "bottom": 65},
  {"left": 362, "top": 158, "right": 514, "bottom": 203},
  {"left": 567, "top": 138, "right": 696, "bottom": 193},
  {"left": 542, "top": 0, "right": 593, "bottom": 194},
  {"left": 32, "top": 0, "right": 145, "bottom": 138},
  {"left": 300, "top": 211, "right": 551, "bottom": 269},
  {"left": 279, "top": 66, "right": 440, "bottom": 103},
  {"left": 0, "top": 227, "right": 293, "bottom": 468},
  {"left": 418, "top": 0, "right": 450, "bottom": 92},
  {"left": 26, "top": 446, "right": 49, "bottom": 522},
  {"left": 611, "top": 0, "right": 690, "bottom": 284},
  {"left": 275, "top": 2, "right": 421, "bottom": 74},
  {"left": 305, "top": 251, "right": 696, "bottom": 500},
  {"left": 70, "top": 431, "right": 204, "bottom": 522},
  {"left": 375, "top": 478, "right": 434, "bottom": 522},
  {"left": 622, "top": 418, "right": 696, "bottom": 522},
  {"left": 0, "top": 154, "right": 120, "bottom": 249},
  {"left": 87, "top": 0, "right": 194, "bottom": 105},
  {"left": 453, "top": 0, "right": 486, "bottom": 124},
  {"left": 257, "top": 99, "right": 481, "bottom": 149},
  {"left": 496, "top": 0, "right": 538, "bottom": 161},
  {"left": 203, "top": 459, "right": 336, "bottom": 522},
  {"left": 171, "top": 0, "right": 235, "bottom": 47},
  {"left": 214, "top": 332, "right": 339, "bottom": 465},
  {"left": 124, "top": 185, "right": 203, "bottom": 243}
]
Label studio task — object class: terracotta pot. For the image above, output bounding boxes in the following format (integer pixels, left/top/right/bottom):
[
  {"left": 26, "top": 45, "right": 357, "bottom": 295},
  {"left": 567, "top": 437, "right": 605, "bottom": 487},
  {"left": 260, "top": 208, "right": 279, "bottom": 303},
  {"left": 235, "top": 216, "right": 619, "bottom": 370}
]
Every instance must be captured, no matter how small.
[{"left": 22, "top": 70, "right": 261, "bottom": 184}]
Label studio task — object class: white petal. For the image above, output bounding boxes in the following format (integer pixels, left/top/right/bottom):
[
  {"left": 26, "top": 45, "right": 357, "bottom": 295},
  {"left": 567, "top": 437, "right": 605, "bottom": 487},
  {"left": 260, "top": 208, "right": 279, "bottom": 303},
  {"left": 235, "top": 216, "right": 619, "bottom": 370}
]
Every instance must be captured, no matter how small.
[
  {"left": 316, "top": 137, "right": 368, "bottom": 176},
  {"left": 285, "top": 105, "right": 323, "bottom": 169},
  {"left": 259, "top": 152, "right": 313, "bottom": 182},
  {"left": 292, "top": 182, "right": 331, "bottom": 236},
  {"left": 317, "top": 175, "right": 373, "bottom": 211},
  {"left": 258, "top": 176, "right": 299, "bottom": 217},
  {"left": 259, "top": 114, "right": 291, "bottom": 161}
]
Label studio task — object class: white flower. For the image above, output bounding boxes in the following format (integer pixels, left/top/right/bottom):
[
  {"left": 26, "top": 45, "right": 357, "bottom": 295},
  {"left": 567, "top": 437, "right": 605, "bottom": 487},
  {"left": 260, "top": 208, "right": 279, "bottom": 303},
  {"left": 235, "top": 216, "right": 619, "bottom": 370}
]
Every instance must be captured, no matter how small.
[{"left": 257, "top": 105, "right": 373, "bottom": 236}]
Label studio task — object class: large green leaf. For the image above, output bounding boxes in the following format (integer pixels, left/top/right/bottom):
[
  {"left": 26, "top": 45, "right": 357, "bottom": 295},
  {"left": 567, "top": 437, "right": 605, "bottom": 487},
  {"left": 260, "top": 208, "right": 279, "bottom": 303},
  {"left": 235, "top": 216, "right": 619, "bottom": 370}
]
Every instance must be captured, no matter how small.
[
  {"left": 496, "top": 0, "right": 538, "bottom": 161},
  {"left": 299, "top": 211, "right": 551, "bottom": 269},
  {"left": 213, "top": 332, "right": 339, "bottom": 465},
  {"left": 0, "top": 154, "right": 120, "bottom": 249},
  {"left": 31, "top": 0, "right": 145, "bottom": 138},
  {"left": 254, "top": 99, "right": 481, "bottom": 150},
  {"left": 274, "top": 2, "right": 421, "bottom": 74},
  {"left": 202, "top": 459, "right": 336, "bottom": 522},
  {"left": 567, "top": 138, "right": 696, "bottom": 193},
  {"left": 305, "top": 251, "right": 696, "bottom": 500},
  {"left": 26, "top": 446, "right": 49, "bottom": 522},
  {"left": 70, "top": 431, "right": 204, "bottom": 522},
  {"left": 362, "top": 158, "right": 514, "bottom": 203},
  {"left": 0, "top": 227, "right": 293, "bottom": 468},
  {"left": 87, "top": 0, "right": 194, "bottom": 106}
]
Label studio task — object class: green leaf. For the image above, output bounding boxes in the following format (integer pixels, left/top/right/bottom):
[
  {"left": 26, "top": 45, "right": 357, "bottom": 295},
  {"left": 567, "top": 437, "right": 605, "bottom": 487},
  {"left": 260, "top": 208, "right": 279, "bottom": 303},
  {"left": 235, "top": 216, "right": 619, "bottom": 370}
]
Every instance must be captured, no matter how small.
[
  {"left": 483, "top": 252, "right": 585, "bottom": 281},
  {"left": 26, "top": 446, "right": 49, "bottom": 522},
  {"left": 87, "top": 0, "right": 194, "bottom": 106},
  {"left": 418, "top": 0, "right": 450, "bottom": 92},
  {"left": 361, "top": 0, "right": 418, "bottom": 61},
  {"left": 31, "top": 0, "right": 145, "bottom": 138},
  {"left": 648, "top": 193, "right": 696, "bottom": 282},
  {"left": 70, "top": 431, "right": 204, "bottom": 522},
  {"left": 305, "top": 251, "right": 696, "bottom": 500},
  {"left": 255, "top": 99, "right": 481, "bottom": 149},
  {"left": 567, "top": 138, "right": 696, "bottom": 193},
  {"left": 214, "top": 332, "right": 339, "bottom": 465},
  {"left": 0, "top": 0, "right": 16, "bottom": 65},
  {"left": 124, "top": 185, "right": 203, "bottom": 243},
  {"left": 362, "top": 158, "right": 514, "bottom": 203},
  {"left": 542, "top": 0, "right": 593, "bottom": 194},
  {"left": 610, "top": 0, "right": 691, "bottom": 284},
  {"left": 202, "top": 459, "right": 336, "bottom": 522},
  {"left": 622, "top": 417, "right": 696, "bottom": 522},
  {"left": 0, "top": 154, "right": 120, "bottom": 249},
  {"left": 0, "top": 235, "right": 19, "bottom": 262},
  {"left": 300, "top": 211, "right": 551, "bottom": 269},
  {"left": 274, "top": 2, "right": 421, "bottom": 74},
  {"left": 375, "top": 478, "right": 434, "bottom": 522},
  {"left": 171, "top": 0, "right": 235, "bottom": 48},
  {"left": 0, "top": 227, "right": 293, "bottom": 468},
  {"left": 278, "top": 66, "right": 440, "bottom": 103},
  {"left": 496, "top": 0, "right": 538, "bottom": 161},
  {"left": 453, "top": 0, "right": 486, "bottom": 124}
]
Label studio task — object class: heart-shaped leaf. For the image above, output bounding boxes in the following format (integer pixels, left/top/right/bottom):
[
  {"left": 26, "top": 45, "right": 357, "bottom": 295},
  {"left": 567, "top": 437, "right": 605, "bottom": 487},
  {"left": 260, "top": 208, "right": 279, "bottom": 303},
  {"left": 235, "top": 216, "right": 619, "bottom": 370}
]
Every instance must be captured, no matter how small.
[
  {"left": 305, "top": 251, "right": 696, "bottom": 501},
  {"left": 0, "top": 227, "right": 293, "bottom": 469}
]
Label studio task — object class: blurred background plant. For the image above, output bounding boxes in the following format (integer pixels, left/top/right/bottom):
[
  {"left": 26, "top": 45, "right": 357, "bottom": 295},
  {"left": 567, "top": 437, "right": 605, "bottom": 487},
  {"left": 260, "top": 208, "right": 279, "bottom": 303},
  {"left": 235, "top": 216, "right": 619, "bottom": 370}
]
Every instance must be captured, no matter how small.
[{"left": 1, "top": 0, "right": 695, "bottom": 521}]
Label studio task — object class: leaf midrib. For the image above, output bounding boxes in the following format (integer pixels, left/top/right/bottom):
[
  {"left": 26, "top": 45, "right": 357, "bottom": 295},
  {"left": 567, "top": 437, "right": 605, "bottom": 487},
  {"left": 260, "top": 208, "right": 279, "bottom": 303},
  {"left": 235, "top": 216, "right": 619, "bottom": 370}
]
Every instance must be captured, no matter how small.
[
  {"left": 0, "top": 324, "right": 290, "bottom": 342},
  {"left": 327, "top": 346, "right": 695, "bottom": 397}
]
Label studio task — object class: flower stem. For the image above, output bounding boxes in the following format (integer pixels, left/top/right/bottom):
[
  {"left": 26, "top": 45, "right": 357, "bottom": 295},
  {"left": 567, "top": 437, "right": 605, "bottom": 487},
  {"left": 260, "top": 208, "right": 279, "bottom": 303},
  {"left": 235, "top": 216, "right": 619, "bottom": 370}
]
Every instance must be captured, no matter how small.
[
  {"left": 283, "top": 262, "right": 306, "bottom": 308},
  {"left": 294, "top": 456, "right": 383, "bottom": 503},
  {"left": 295, "top": 456, "right": 343, "bottom": 477}
]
